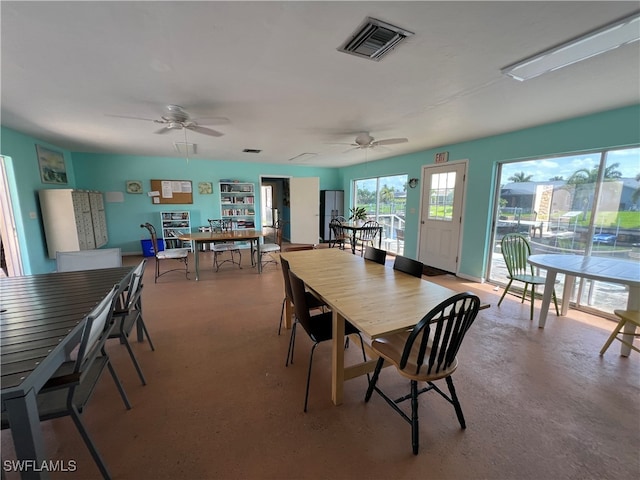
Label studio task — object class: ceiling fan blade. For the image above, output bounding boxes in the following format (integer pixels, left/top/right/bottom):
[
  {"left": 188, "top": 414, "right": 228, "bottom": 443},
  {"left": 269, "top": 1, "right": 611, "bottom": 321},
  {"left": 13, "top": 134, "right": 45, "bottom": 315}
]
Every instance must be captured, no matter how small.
[
  {"left": 373, "top": 138, "right": 408, "bottom": 146},
  {"left": 187, "top": 125, "right": 224, "bottom": 137},
  {"left": 191, "top": 117, "right": 230, "bottom": 126},
  {"left": 154, "top": 126, "right": 175, "bottom": 135},
  {"left": 105, "top": 113, "right": 158, "bottom": 122}
]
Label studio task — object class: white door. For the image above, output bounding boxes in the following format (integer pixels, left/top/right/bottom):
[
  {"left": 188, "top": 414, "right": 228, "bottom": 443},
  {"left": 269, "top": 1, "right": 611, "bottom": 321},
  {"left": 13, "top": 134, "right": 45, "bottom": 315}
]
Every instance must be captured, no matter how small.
[
  {"left": 0, "top": 156, "right": 24, "bottom": 276},
  {"left": 417, "top": 162, "right": 467, "bottom": 273},
  {"left": 290, "top": 177, "right": 320, "bottom": 244}
]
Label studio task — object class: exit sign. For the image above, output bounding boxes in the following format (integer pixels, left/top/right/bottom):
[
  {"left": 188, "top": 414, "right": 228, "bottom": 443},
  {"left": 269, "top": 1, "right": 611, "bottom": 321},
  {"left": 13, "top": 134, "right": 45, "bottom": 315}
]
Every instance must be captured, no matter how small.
[{"left": 435, "top": 151, "right": 449, "bottom": 163}]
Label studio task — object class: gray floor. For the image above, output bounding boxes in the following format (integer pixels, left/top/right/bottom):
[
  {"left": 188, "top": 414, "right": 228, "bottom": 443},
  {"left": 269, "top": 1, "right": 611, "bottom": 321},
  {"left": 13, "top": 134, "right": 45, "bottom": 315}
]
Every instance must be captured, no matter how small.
[{"left": 2, "top": 252, "right": 638, "bottom": 479}]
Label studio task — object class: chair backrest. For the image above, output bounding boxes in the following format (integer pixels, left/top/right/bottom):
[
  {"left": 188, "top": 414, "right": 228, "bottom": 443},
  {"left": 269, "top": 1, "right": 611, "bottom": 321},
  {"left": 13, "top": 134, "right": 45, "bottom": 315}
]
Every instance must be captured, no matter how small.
[
  {"left": 500, "top": 233, "right": 534, "bottom": 277},
  {"left": 280, "top": 257, "right": 295, "bottom": 303},
  {"left": 359, "top": 221, "right": 380, "bottom": 241},
  {"left": 329, "top": 218, "right": 346, "bottom": 240},
  {"left": 400, "top": 292, "right": 480, "bottom": 377},
  {"left": 140, "top": 223, "right": 159, "bottom": 254},
  {"left": 121, "top": 259, "right": 147, "bottom": 311},
  {"left": 364, "top": 246, "right": 387, "bottom": 265},
  {"left": 56, "top": 249, "right": 122, "bottom": 272},
  {"left": 208, "top": 218, "right": 232, "bottom": 232},
  {"left": 288, "top": 270, "right": 316, "bottom": 334},
  {"left": 274, "top": 219, "right": 288, "bottom": 247},
  {"left": 393, "top": 255, "right": 423, "bottom": 278},
  {"left": 75, "top": 285, "right": 120, "bottom": 376}
]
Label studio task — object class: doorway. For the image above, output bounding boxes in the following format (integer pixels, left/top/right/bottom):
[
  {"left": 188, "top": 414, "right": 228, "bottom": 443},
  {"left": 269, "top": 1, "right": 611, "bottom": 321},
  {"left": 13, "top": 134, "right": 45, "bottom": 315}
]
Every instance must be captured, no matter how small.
[
  {"left": 417, "top": 161, "right": 467, "bottom": 273},
  {"left": 0, "top": 156, "right": 24, "bottom": 276}
]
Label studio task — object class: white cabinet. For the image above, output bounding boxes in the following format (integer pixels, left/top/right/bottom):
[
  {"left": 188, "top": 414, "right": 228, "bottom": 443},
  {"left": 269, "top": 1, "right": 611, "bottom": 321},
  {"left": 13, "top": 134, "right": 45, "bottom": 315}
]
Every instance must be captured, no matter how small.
[
  {"left": 161, "top": 211, "right": 192, "bottom": 250},
  {"left": 39, "top": 189, "right": 109, "bottom": 259},
  {"left": 219, "top": 181, "right": 256, "bottom": 230}
]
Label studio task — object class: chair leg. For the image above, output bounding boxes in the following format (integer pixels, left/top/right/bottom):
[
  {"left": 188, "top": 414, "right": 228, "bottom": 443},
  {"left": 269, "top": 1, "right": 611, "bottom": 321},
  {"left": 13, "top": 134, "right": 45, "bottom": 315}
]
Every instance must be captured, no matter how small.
[
  {"left": 446, "top": 376, "right": 466, "bottom": 429},
  {"left": 304, "top": 342, "right": 319, "bottom": 412},
  {"left": 154, "top": 258, "right": 160, "bottom": 283},
  {"left": 121, "top": 333, "right": 147, "bottom": 385},
  {"left": 529, "top": 284, "right": 535, "bottom": 321},
  {"left": 136, "top": 317, "right": 155, "bottom": 351},
  {"left": 410, "top": 380, "right": 419, "bottom": 455},
  {"left": 599, "top": 317, "right": 627, "bottom": 355},
  {"left": 365, "top": 357, "right": 384, "bottom": 402},
  {"left": 497, "top": 280, "right": 513, "bottom": 306},
  {"left": 286, "top": 322, "right": 297, "bottom": 366},
  {"left": 278, "top": 297, "right": 286, "bottom": 335},
  {"left": 104, "top": 354, "right": 132, "bottom": 410},
  {"left": 552, "top": 289, "right": 560, "bottom": 316},
  {"left": 69, "top": 406, "right": 112, "bottom": 480}
]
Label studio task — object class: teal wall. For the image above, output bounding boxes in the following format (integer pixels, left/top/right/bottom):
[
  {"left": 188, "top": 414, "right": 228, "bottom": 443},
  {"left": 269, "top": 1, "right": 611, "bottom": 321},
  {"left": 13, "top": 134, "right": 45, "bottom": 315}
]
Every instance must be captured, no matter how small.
[
  {"left": 2, "top": 104, "right": 639, "bottom": 277},
  {"left": 340, "top": 104, "right": 640, "bottom": 279},
  {"left": 1, "top": 128, "right": 76, "bottom": 274}
]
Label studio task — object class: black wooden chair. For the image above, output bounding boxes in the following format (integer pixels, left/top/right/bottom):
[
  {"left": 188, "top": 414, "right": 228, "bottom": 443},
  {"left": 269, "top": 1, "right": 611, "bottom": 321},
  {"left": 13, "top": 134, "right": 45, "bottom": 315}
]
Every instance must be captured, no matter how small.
[
  {"left": 109, "top": 258, "right": 155, "bottom": 385},
  {"left": 278, "top": 256, "right": 325, "bottom": 335},
  {"left": 365, "top": 292, "right": 481, "bottom": 455},
  {"left": 286, "top": 269, "right": 368, "bottom": 412},
  {"left": 355, "top": 221, "right": 380, "bottom": 256},
  {"left": 329, "top": 217, "right": 349, "bottom": 250},
  {"left": 140, "top": 223, "right": 189, "bottom": 283},
  {"left": 1, "top": 285, "right": 131, "bottom": 479},
  {"left": 364, "top": 245, "right": 387, "bottom": 265},
  {"left": 393, "top": 255, "right": 423, "bottom": 278}
]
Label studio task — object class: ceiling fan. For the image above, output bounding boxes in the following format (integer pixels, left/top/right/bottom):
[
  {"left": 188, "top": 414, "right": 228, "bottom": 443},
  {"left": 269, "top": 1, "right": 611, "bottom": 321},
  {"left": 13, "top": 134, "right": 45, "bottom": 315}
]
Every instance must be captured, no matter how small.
[
  {"left": 106, "top": 104, "right": 227, "bottom": 137},
  {"left": 341, "top": 132, "right": 408, "bottom": 151}
]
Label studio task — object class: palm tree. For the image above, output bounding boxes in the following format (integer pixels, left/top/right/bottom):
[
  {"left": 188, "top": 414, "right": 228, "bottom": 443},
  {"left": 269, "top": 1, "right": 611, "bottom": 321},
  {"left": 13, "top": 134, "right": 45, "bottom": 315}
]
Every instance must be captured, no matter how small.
[
  {"left": 567, "top": 162, "right": 623, "bottom": 215},
  {"left": 508, "top": 172, "right": 533, "bottom": 182},
  {"left": 567, "top": 162, "right": 622, "bottom": 185}
]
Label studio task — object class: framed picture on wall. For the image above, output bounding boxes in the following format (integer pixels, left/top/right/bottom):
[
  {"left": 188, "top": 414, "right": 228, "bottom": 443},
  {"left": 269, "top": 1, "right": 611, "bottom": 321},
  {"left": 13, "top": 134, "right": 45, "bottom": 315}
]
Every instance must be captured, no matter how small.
[{"left": 36, "top": 144, "right": 68, "bottom": 184}]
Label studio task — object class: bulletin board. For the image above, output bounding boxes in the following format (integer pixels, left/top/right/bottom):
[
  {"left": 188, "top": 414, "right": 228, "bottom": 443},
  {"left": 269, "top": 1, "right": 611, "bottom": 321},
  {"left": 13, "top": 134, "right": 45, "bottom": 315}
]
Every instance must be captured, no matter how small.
[{"left": 149, "top": 179, "right": 193, "bottom": 204}]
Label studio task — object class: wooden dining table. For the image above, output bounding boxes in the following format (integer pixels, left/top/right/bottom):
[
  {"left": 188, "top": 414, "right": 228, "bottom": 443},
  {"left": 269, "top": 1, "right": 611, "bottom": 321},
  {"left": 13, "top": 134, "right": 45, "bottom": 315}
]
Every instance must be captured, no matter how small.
[
  {"left": 178, "top": 229, "right": 264, "bottom": 280},
  {"left": 279, "top": 248, "right": 464, "bottom": 405},
  {"left": 0, "top": 266, "right": 133, "bottom": 480}
]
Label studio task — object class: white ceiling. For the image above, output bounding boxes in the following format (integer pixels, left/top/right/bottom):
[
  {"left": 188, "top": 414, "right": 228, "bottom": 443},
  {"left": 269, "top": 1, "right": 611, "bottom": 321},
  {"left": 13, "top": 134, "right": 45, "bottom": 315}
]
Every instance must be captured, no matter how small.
[{"left": 2, "top": 1, "right": 639, "bottom": 168}]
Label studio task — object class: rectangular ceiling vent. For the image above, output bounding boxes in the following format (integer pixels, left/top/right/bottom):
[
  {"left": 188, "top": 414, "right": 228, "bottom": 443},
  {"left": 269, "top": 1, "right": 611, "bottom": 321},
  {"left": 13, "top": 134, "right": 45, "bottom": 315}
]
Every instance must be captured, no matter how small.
[{"left": 338, "top": 17, "right": 413, "bottom": 61}]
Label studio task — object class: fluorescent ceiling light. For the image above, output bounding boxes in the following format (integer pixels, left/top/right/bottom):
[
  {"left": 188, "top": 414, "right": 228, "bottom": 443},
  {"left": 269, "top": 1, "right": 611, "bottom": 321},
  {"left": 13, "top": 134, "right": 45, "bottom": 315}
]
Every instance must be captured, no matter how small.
[
  {"left": 502, "top": 11, "right": 640, "bottom": 81},
  {"left": 174, "top": 142, "right": 196, "bottom": 155}
]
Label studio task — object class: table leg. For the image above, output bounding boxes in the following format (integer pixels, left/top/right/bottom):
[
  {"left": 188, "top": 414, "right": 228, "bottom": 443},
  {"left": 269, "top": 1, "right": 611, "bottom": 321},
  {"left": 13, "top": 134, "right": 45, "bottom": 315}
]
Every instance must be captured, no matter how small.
[
  {"left": 537, "top": 270, "right": 558, "bottom": 328},
  {"left": 561, "top": 275, "right": 575, "bottom": 315},
  {"left": 331, "top": 310, "right": 345, "bottom": 405},
  {"left": 284, "top": 298, "right": 293, "bottom": 330},
  {"left": 620, "top": 285, "right": 639, "bottom": 357},
  {"left": 193, "top": 247, "right": 200, "bottom": 281},
  {"left": 350, "top": 231, "right": 356, "bottom": 255},
  {"left": 256, "top": 240, "right": 262, "bottom": 274},
  {"left": 5, "top": 391, "right": 50, "bottom": 480}
]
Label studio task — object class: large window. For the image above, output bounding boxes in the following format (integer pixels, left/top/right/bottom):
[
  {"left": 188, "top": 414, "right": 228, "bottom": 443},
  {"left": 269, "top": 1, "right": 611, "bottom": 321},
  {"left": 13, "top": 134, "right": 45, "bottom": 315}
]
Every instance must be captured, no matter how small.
[
  {"left": 353, "top": 174, "right": 408, "bottom": 255},
  {"left": 489, "top": 147, "right": 640, "bottom": 316}
]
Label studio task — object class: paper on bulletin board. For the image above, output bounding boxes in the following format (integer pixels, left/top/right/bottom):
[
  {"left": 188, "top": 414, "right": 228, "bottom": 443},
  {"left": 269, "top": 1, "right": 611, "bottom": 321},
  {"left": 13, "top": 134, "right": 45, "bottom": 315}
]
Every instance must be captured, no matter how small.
[{"left": 161, "top": 181, "right": 173, "bottom": 198}]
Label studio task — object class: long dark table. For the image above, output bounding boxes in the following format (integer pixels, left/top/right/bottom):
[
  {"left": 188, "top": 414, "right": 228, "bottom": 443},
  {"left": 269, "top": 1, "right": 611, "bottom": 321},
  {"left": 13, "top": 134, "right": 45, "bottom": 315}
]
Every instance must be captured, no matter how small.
[{"left": 0, "top": 266, "right": 133, "bottom": 480}]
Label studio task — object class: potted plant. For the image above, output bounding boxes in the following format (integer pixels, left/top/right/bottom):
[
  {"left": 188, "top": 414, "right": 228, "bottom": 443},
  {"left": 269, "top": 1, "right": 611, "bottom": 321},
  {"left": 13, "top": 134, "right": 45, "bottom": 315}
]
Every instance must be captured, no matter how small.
[{"left": 349, "top": 206, "right": 368, "bottom": 226}]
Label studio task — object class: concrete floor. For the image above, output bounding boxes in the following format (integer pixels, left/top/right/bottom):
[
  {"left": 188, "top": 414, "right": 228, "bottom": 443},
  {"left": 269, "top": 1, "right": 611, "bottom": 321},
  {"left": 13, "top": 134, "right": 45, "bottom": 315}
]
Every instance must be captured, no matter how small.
[{"left": 2, "top": 251, "right": 639, "bottom": 479}]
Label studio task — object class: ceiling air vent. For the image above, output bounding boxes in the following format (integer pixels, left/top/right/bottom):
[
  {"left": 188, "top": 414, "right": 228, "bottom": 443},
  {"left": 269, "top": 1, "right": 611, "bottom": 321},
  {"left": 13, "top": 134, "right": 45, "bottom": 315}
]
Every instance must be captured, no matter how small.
[{"left": 338, "top": 17, "right": 413, "bottom": 61}]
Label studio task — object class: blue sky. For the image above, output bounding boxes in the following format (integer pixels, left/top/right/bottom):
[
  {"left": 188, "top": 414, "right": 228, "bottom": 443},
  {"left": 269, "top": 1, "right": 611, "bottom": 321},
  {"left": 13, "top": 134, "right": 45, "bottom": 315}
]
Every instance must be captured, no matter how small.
[{"left": 503, "top": 147, "right": 639, "bottom": 182}]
